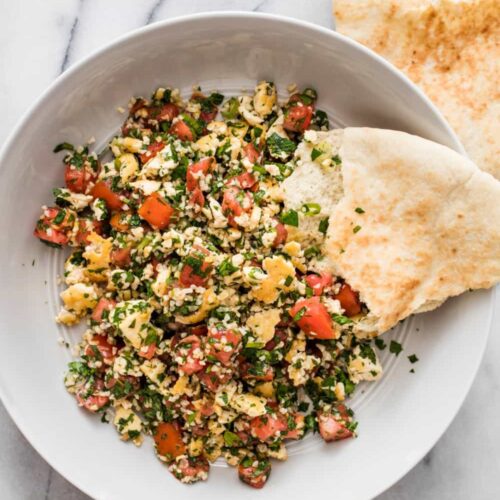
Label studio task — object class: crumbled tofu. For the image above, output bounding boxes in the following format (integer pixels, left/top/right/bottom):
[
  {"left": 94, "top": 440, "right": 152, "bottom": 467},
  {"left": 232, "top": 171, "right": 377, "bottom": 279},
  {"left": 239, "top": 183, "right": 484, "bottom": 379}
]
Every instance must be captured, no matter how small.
[
  {"left": 348, "top": 345, "right": 383, "bottom": 383},
  {"left": 111, "top": 299, "right": 153, "bottom": 349},
  {"left": 254, "top": 381, "right": 275, "bottom": 399},
  {"left": 171, "top": 375, "right": 190, "bottom": 395},
  {"left": 114, "top": 406, "right": 143, "bottom": 446},
  {"left": 246, "top": 308, "right": 281, "bottom": 344},
  {"left": 60, "top": 283, "right": 98, "bottom": 316},
  {"left": 288, "top": 352, "right": 320, "bottom": 387},
  {"left": 175, "top": 288, "right": 219, "bottom": 324},
  {"left": 230, "top": 393, "right": 267, "bottom": 417},
  {"left": 140, "top": 358, "right": 166, "bottom": 385},
  {"left": 252, "top": 256, "right": 295, "bottom": 304},
  {"left": 83, "top": 232, "right": 112, "bottom": 282}
]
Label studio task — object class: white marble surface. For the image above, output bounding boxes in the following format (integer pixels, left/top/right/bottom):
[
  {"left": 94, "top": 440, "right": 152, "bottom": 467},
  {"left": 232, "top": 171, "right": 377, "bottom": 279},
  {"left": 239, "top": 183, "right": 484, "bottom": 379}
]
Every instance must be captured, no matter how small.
[{"left": 0, "top": 1, "right": 499, "bottom": 499}]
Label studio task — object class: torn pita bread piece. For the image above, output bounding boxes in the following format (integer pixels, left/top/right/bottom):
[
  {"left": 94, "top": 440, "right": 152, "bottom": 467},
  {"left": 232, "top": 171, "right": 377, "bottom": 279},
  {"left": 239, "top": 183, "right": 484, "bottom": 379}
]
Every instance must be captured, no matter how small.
[
  {"left": 282, "top": 128, "right": 500, "bottom": 336},
  {"left": 334, "top": 0, "right": 500, "bottom": 180}
]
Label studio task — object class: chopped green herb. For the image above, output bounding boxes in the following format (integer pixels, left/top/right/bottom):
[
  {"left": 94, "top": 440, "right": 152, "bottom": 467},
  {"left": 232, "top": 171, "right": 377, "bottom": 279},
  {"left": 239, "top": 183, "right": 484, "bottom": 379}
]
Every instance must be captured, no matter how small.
[
  {"left": 332, "top": 314, "right": 353, "bottom": 325},
  {"left": 408, "top": 354, "right": 419, "bottom": 364},
  {"left": 223, "top": 430, "right": 241, "bottom": 447},
  {"left": 293, "top": 307, "right": 307, "bottom": 322},
  {"left": 319, "top": 217, "right": 329, "bottom": 235},
  {"left": 389, "top": 341, "right": 403, "bottom": 356},
  {"left": 355, "top": 207, "right": 365, "bottom": 214},
  {"left": 311, "top": 148, "right": 322, "bottom": 161},
  {"left": 353, "top": 225, "right": 362, "bottom": 234},
  {"left": 53, "top": 142, "right": 74, "bottom": 153},
  {"left": 280, "top": 209, "right": 299, "bottom": 227},
  {"left": 267, "top": 133, "right": 297, "bottom": 158},
  {"left": 217, "top": 259, "right": 238, "bottom": 277}
]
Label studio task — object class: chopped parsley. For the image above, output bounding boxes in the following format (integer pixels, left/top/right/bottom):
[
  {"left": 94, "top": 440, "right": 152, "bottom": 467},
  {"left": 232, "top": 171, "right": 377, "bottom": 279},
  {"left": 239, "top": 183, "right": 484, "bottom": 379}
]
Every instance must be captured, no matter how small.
[
  {"left": 389, "top": 340, "right": 403, "bottom": 356},
  {"left": 267, "top": 133, "right": 297, "bottom": 158},
  {"left": 408, "top": 354, "right": 419, "bottom": 364},
  {"left": 319, "top": 217, "right": 329, "bottom": 234},
  {"left": 280, "top": 209, "right": 299, "bottom": 227}
]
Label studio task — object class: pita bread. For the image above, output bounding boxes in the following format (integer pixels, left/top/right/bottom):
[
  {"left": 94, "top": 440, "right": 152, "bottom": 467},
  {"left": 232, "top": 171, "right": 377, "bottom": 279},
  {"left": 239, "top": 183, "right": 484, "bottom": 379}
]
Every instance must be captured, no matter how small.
[
  {"left": 283, "top": 128, "right": 500, "bottom": 335},
  {"left": 335, "top": 0, "right": 500, "bottom": 180}
]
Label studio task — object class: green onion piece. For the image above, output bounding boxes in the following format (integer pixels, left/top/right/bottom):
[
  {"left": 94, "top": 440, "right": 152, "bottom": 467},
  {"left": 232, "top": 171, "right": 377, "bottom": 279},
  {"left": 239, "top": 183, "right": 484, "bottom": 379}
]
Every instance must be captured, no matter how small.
[
  {"left": 53, "top": 142, "right": 74, "bottom": 153},
  {"left": 301, "top": 203, "right": 321, "bottom": 216},
  {"left": 332, "top": 314, "right": 353, "bottom": 325}
]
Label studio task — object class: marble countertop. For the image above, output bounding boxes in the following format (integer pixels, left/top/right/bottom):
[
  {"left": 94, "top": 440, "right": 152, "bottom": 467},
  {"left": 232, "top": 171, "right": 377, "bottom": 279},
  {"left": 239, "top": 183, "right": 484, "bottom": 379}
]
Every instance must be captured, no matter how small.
[{"left": 1, "top": 1, "right": 498, "bottom": 499}]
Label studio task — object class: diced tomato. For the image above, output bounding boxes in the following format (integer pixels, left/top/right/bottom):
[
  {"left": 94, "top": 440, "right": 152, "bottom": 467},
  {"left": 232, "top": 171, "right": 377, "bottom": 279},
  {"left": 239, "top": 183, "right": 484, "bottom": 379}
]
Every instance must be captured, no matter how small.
[
  {"left": 150, "top": 256, "right": 161, "bottom": 276},
  {"left": 283, "top": 104, "right": 313, "bottom": 133},
  {"left": 222, "top": 187, "right": 246, "bottom": 217},
  {"left": 305, "top": 272, "right": 333, "bottom": 296},
  {"left": 91, "top": 298, "right": 116, "bottom": 322},
  {"left": 33, "top": 207, "right": 75, "bottom": 247},
  {"left": 272, "top": 221, "right": 288, "bottom": 248},
  {"left": 175, "top": 335, "right": 205, "bottom": 375},
  {"left": 222, "top": 186, "right": 253, "bottom": 227},
  {"left": 110, "top": 247, "right": 131, "bottom": 267},
  {"left": 76, "top": 379, "right": 109, "bottom": 413},
  {"left": 138, "top": 343, "right": 156, "bottom": 360},
  {"left": 171, "top": 456, "right": 209, "bottom": 483},
  {"left": 189, "top": 325, "right": 208, "bottom": 337},
  {"left": 110, "top": 212, "right": 130, "bottom": 232},
  {"left": 138, "top": 192, "right": 174, "bottom": 230},
  {"left": 139, "top": 141, "right": 165, "bottom": 164},
  {"left": 240, "top": 361, "right": 274, "bottom": 381},
  {"left": 179, "top": 261, "right": 211, "bottom": 287},
  {"left": 289, "top": 297, "right": 337, "bottom": 340},
  {"left": 170, "top": 120, "right": 194, "bottom": 141},
  {"left": 179, "top": 247, "right": 211, "bottom": 288},
  {"left": 238, "top": 460, "right": 271, "bottom": 489},
  {"left": 234, "top": 172, "right": 258, "bottom": 190},
  {"left": 242, "top": 143, "right": 260, "bottom": 164},
  {"left": 157, "top": 103, "right": 179, "bottom": 122},
  {"left": 189, "top": 187, "right": 205, "bottom": 207},
  {"left": 84, "top": 335, "right": 116, "bottom": 365},
  {"left": 191, "top": 92, "right": 219, "bottom": 124},
  {"left": 186, "top": 158, "right": 213, "bottom": 191},
  {"left": 250, "top": 414, "right": 287, "bottom": 442},
  {"left": 65, "top": 163, "right": 97, "bottom": 194},
  {"left": 206, "top": 329, "right": 241, "bottom": 365},
  {"left": 75, "top": 219, "right": 104, "bottom": 246},
  {"left": 288, "top": 93, "right": 316, "bottom": 108},
  {"left": 129, "top": 98, "right": 147, "bottom": 116},
  {"left": 318, "top": 407, "right": 354, "bottom": 442},
  {"left": 200, "top": 108, "right": 218, "bottom": 123},
  {"left": 154, "top": 422, "right": 186, "bottom": 460},
  {"left": 91, "top": 181, "right": 123, "bottom": 211},
  {"left": 198, "top": 367, "right": 231, "bottom": 392},
  {"left": 283, "top": 414, "right": 305, "bottom": 440},
  {"left": 104, "top": 375, "right": 139, "bottom": 397},
  {"left": 333, "top": 283, "right": 362, "bottom": 317}
]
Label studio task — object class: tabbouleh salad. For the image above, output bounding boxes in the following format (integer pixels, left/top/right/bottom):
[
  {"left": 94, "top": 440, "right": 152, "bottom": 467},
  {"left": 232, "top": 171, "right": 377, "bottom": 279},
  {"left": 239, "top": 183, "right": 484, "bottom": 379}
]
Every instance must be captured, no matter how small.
[{"left": 34, "top": 82, "right": 383, "bottom": 488}]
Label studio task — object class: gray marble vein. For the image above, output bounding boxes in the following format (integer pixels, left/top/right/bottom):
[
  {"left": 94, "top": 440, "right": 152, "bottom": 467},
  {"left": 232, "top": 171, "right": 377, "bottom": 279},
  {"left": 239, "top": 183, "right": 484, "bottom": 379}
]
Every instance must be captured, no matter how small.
[
  {"left": 59, "top": 0, "right": 85, "bottom": 74},
  {"left": 145, "top": 0, "right": 166, "bottom": 25},
  {"left": 0, "top": 1, "right": 498, "bottom": 499}
]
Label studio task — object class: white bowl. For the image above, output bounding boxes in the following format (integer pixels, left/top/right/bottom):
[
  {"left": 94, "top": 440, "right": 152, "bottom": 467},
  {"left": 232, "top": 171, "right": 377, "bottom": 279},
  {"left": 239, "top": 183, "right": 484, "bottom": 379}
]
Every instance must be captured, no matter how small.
[{"left": 0, "top": 12, "right": 493, "bottom": 500}]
